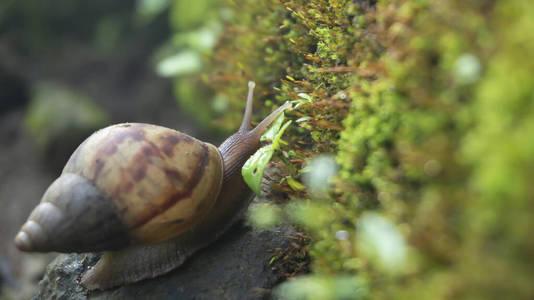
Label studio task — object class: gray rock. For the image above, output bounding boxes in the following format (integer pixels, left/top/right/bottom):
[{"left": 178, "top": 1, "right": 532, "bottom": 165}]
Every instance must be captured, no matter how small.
[
  {"left": 0, "top": 255, "right": 11, "bottom": 294},
  {"left": 35, "top": 224, "right": 296, "bottom": 300}
]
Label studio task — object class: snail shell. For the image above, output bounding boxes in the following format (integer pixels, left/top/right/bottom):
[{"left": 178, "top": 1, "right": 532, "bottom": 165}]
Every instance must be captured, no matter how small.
[
  {"left": 14, "top": 82, "right": 291, "bottom": 290},
  {"left": 15, "top": 123, "right": 223, "bottom": 252}
]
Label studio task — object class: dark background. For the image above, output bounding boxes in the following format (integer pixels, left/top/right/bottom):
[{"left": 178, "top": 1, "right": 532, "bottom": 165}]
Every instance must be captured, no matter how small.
[{"left": 0, "top": 1, "right": 219, "bottom": 298}]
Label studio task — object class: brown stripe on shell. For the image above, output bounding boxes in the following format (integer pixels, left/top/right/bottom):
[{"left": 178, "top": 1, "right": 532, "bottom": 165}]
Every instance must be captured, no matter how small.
[
  {"left": 132, "top": 166, "right": 147, "bottom": 182},
  {"left": 99, "top": 124, "right": 147, "bottom": 157},
  {"left": 131, "top": 143, "right": 210, "bottom": 229},
  {"left": 87, "top": 125, "right": 150, "bottom": 187},
  {"left": 112, "top": 176, "right": 135, "bottom": 200},
  {"left": 164, "top": 168, "right": 184, "bottom": 183},
  {"left": 160, "top": 132, "right": 194, "bottom": 157},
  {"left": 161, "top": 134, "right": 180, "bottom": 157},
  {"left": 94, "top": 124, "right": 164, "bottom": 162},
  {"left": 123, "top": 182, "right": 134, "bottom": 193},
  {"left": 94, "top": 125, "right": 174, "bottom": 196},
  {"left": 131, "top": 147, "right": 150, "bottom": 182},
  {"left": 93, "top": 159, "right": 105, "bottom": 179}
]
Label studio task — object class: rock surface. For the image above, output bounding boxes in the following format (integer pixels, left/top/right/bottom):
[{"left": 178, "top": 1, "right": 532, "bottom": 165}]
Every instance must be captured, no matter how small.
[{"left": 35, "top": 224, "right": 296, "bottom": 300}]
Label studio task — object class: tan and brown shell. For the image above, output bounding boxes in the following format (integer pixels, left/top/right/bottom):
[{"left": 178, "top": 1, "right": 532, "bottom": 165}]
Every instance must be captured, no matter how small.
[
  {"left": 15, "top": 123, "right": 223, "bottom": 252},
  {"left": 64, "top": 122, "right": 223, "bottom": 244}
]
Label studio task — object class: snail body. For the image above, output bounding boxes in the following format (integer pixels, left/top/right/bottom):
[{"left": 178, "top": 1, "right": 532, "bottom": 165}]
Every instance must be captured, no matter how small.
[{"left": 14, "top": 82, "right": 290, "bottom": 290}]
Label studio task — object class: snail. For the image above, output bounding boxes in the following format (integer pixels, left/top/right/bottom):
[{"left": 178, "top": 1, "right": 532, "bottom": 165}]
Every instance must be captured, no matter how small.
[{"left": 14, "top": 81, "right": 291, "bottom": 290}]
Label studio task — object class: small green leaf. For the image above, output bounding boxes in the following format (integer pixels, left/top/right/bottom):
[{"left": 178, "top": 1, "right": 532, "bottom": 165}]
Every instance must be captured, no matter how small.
[
  {"left": 242, "top": 144, "right": 274, "bottom": 196},
  {"left": 261, "top": 111, "right": 285, "bottom": 142},
  {"left": 243, "top": 106, "right": 293, "bottom": 195},
  {"left": 290, "top": 93, "right": 313, "bottom": 109},
  {"left": 296, "top": 116, "right": 311, "bottom": 123},
  {"left": 291, "top": 99, "right": 309, "bottom": 109},
  {"left": 287, "top": 177, "right": 306, "bottom": 191},
  {"left": 297, "top": 92, "right": 312, "bottom": 102},
  {"left": 272, "top": 120, "right": 292, "bottom": 150}
]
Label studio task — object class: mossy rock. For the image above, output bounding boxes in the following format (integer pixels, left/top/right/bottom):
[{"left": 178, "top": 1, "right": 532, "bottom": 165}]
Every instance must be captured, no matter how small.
[{"left": 183, "top": 0, "right": 534, "bottom": 299}]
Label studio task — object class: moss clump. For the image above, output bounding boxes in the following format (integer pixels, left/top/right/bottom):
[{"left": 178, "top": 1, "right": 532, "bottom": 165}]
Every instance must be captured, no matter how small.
[
  {"left": 166, "top": 0, "right": 534, "bottom": 298},
  {"left": 335, "top": 1, "right": 534, "bottom": 298}
]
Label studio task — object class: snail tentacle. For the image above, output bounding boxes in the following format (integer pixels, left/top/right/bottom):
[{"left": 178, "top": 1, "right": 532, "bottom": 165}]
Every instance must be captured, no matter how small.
[
  {"left": 239, "top": 81, "right": 256, "bottom": 132},
  {"left": 248, "top": 100, "right": 292, "bottom": 140}
]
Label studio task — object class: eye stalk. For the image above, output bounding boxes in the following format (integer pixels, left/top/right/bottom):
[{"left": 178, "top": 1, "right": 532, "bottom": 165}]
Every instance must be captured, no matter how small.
[
  {"left": 239, "top": 81, "right": 256, "bottom": 133},
  {"left": 219, "top": 81, "right": 292, "bottom": 182}
]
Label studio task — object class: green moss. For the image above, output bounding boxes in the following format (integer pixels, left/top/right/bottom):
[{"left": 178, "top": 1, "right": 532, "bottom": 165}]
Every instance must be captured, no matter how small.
[
  {"left": 334, "top": 0, "right": 534, "bottom": 299},
  {"left": 165, "top": 0, "right": 534, "bottom": 298}
]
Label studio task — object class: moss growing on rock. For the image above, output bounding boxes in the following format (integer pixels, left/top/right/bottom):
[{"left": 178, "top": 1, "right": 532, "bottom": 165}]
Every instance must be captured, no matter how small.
[
  {"left": 336, "top": 1, "right": 534, "bottom": 298},
  {"left": 165, "top": 0, "right": 534, "bottom": 298}
]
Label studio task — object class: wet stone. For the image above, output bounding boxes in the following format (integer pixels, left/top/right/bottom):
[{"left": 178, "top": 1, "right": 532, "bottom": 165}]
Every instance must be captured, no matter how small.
[{"left": 35, "top": 224, "right": 296, "bottom": 300}]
